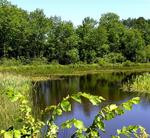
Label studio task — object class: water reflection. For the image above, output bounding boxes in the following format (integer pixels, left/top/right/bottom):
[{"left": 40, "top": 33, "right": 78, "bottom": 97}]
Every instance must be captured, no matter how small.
[{"left": 32, "top": 72, "right": 150, "bottom": 137}]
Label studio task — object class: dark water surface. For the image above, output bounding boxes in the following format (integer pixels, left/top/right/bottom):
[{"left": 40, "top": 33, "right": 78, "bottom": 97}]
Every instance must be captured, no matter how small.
[{"left": 32, "top": 72, "right": 150, "bottom": 138}]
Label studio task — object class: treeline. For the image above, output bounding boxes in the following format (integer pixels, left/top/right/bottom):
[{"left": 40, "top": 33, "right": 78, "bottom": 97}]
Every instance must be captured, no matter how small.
[{"left": 0, "top": 0, "right": 150, "bottom": 64}]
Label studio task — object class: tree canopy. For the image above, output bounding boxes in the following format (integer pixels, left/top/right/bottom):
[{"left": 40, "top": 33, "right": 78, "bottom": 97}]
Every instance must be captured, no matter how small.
[{"left": 0, "top": 1, "right": 150, "bottom": 64}]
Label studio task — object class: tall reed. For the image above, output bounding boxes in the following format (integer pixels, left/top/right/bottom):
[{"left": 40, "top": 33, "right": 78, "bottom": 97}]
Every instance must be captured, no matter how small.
[
  {"left": 0, "top": 73, "right": 31, "bottom": 129},
  {"left": 123, "top": 73, "right": 150, "bottom": 93}
]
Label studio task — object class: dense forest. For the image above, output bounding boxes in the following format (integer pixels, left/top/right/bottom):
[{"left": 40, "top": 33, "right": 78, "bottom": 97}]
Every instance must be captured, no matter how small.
[{"left": 0, "top": 0, "right": 150, "bottom": 64}]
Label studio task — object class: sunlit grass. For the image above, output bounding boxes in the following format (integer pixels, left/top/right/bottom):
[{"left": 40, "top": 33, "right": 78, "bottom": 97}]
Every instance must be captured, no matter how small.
[
  {"left": 123, "top": 73, "right": 150, "bottom": 93},
  {"left": 0, "top": 63, "right": 150, "bottom": 78},
  {"left": 0, "top": 73, "right": 31, "bottom": 129},
  {"left": 0, "top": 95, "right": 19, "bottom": 129}
]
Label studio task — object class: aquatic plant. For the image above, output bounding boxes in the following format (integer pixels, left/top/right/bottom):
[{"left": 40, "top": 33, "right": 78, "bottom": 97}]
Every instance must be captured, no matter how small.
[
  {"left": 1, "top": 92, "right": 149, "bottom": 137},
  {"left": 0, "top": 73, "right": 44, "bottom": 137},
  {"left": 123, "top": 73, "right": 150, "bottom": 93},
  {"left": 0, "top": 73, "right": 31, "bottom": 130},
  {"left": 0, "top": 73, "right": 149, "bottom": 137}
]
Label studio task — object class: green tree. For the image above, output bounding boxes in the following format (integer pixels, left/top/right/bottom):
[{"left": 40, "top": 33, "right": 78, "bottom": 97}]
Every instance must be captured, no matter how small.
[
  {"left": 66, "top": 48, "right": 79, "bottom": 63},
  {"left": 76, "top": 17, "right": 97, "bottom": 63},
  {"left": 123, "top": 17, "right": 150, "bottom": 46},
  {"left": 121, "top": 29, "right": 145, "bottom": 61},
  {"left": 0, "top": 2, "right": 30, "bottom": 58},
  {"left": 28, "top": 9, "right": 50, "bottom": 58},
  {"left": 46, "top": 18, "right": 79, "bottom": 64},
  {"left": 99, "top": 13, "right": 126, "bottom": 53}
]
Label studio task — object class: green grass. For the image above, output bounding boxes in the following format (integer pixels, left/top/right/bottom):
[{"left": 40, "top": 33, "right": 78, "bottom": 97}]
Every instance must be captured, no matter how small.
[
  {"left": 0, "top": 94, "right": 19, "bottom": 129},
  {"left": 0, "top": 73, "right": 31, "bottom": 129},
  {"left": 0, "top": 63, "right": 150, "bottom": 79},
  {"left": 123, "top": 73, "right": 150, "bottom": 93}
]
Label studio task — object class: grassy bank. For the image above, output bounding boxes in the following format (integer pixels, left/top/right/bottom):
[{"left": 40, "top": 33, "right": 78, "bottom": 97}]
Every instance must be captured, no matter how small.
[
  {"left": 0, "top": 63, "right": 150, "bottom": 80},
  {"left": 0, "top": 94, "right": 19, "bottom": 129},
  {"left": 0, "top": 73, "right": 31, "bottom": 130}
]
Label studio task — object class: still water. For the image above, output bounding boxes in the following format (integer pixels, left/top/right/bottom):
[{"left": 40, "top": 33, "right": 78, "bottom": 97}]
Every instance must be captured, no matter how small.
[{"left": 32, "top": 72, "right": 150, "bottom": 138}]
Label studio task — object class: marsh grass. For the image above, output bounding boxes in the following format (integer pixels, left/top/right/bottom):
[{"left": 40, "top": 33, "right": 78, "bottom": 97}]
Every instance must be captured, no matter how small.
[
  {"left": 0, "top": 63, "right": 150, "bottom": 78},
  {"left": 123, "top": 73, "right": 150, "bottom": 93},
  {"left": 0, "top": 73, "right": 31, "bottom": 129},
  {"left": 0, "top": 95, "right": 19, "bottom": 129}
]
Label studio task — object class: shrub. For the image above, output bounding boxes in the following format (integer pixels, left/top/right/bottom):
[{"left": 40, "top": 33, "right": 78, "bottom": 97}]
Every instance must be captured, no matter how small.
[
  {"left": 98, "top": 58, "right": 108, "bottom": 66},
  {"left": 0, "top": 58, "right": 22, "bottom": 66},
  {"left": 122, "top": 60, "right": 134, "bottom": 67},
  {"left": 19, "top": 56, "right": 31, "bottom": 65},
  {"left": 50, "top": 59, "right": 59, "bottom": 65},
  {"left": 66, "top": 48, "right": 80, "bottom": 64},
  {"left": 31, "top": 57, "right": 48, "bottom": 65},
  {"left": 103, "top": 52, "right": 126, "bottom": 63}
]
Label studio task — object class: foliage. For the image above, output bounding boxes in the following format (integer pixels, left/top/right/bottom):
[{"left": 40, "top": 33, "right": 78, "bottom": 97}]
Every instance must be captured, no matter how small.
[
  {"left": 103, "top": 52, "right": 126, "bottom": 63},
  {"left": 62, "top": 97, "right": 149, "bottom": 138},
  {"left": 66, "top": 48, "right": 80, "bottom": 64},
  {"left": 0, "top": 74, "right": 44, "bottom": 138},
  {"left": 0, "top": 94, "right": 19, "bottom": 130},
  {"left": 122, "top": 60, "right": 134, "bottom": 67},
  {"left": 0, "top": 1, "right": 150, "bottom": 64},
  {"left": 113, "top": 125, "right": 149, "bottom": 138},
  {"left": 0, "top": 75, "right": 149, "bottom": 138},
  {"left": 136, "top": 45, "right": 150, "bottom": 62},
  {"left": 30, "top": 57, "right": 48, "bottom": 65},
  {"left": 0, "top": 74, "right": 31, "bottom": 130},
  {"left": 98, "top": 58, "right": 109, "bottom": 66},
  {"left": 123, "top": 73, "right": 150, "bottom": 93},
  {"left": 0, "top": 58, "right": 22, "bottom": 66}
]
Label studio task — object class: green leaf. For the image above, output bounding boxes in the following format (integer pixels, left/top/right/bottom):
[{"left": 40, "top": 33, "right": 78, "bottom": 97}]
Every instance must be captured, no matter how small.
[
  {"left": 4, "top": 131, "right": 13, "bottom": 138},
  {"left": 89, "top": 95, "right": 104, "bottom": 105},
  {"left": 73, "top": 119, "right": 85, "bottom": 129},
  {"left": 0, "top": 130, "right": 5, "bottom": 134},
  {"left": 16, "top": 118, "right": 23, "bottom": 122},
  {"left": 105, "top": 112, "right": 115, "bottom": 120},
  {"left": 89, "top": 97, "right": 100, "bottom": 105},
  {"left": 90, "top": 129, "right": 99, "bottom": 137},
  {"left": 71, "top": 94, "right": 81, "bottom": 103},
  {"left": 26, "top": 107, "right": 32, "bottom": 113},
  {"left": 95, "top": 117, "right": 105, "bottom": 132},
  {"left": 109, "top": 104, "right": 118, "bottom": 111},
  {"left": 111, "top": 136, "right": 120, "bottom": 138},
  {"left": 81, "top": 93, "right": 91, "bottom": 99},
  {"left": 61, "top": 100, "right": 71, "bottom": 112},
  {"left": 49, "top": 124, "right": 58, "bottom": 135},
  {"left": 122, "top": 102, "right": 132, "bottom": 110},
  {"left": 62, "top": 123, "right": 72, "bottom": 129},
  {"left": 117, "top": 129, "right": 121, "bottom": 135},
  {"left": 56, "top": 108, "right": 62, "bottom": 115},
  {"left": 76, "top": 133, "right": 86, "bottom": 138},
  {"left": 45, "top": 105, "right": 56, "bottom": 112},
  {"left": 81, "top": 93, "right": 104, "bottom": 105},
  {"left": 14, "top": 130, "right": 21, "bottom": 138},
  {"left": 61, "top": 120, "right": 72, "bottom": 129},
  {"left": 131, "top": 97, "right": 140, "bottom": 104},
  {"left": 21, "top": 99, "right": 28, "bottom": 104},
  {"left": 115, "top": 108, "right": 124, "bottom": 115},
  {"left": 99, "top": 96, "right": 105, "bottom": 101},
  {"left": 11, "top": 96, "right": 18, "bottom": 102}
]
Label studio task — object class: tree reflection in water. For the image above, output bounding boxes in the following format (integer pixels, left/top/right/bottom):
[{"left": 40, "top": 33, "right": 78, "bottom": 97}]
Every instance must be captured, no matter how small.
[{"left": 31, "top": 72, "right": 150, "bottom": 137}]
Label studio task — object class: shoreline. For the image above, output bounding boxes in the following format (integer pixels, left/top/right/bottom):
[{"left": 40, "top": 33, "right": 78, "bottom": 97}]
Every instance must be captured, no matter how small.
[{"left": 0, "top": 63, "right": 150, "bottom": 80}]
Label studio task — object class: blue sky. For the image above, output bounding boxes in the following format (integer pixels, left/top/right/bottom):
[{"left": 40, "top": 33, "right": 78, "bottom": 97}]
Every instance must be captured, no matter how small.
[{"left": 9, "top": 0, "right": 150, "bottom": 25}]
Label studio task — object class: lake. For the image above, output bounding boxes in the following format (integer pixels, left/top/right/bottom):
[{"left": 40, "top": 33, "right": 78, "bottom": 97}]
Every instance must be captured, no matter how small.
[{"left": 32, "top": 72, "right": 150, "bottom": 138}]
